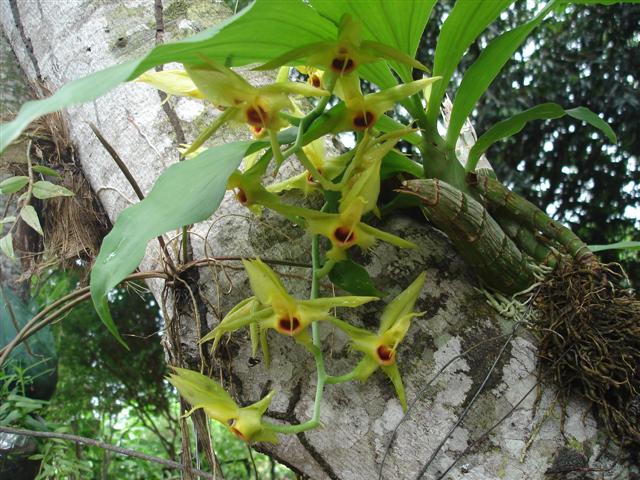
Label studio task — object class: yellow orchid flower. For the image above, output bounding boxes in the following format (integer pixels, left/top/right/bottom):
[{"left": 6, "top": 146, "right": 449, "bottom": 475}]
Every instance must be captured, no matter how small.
[
  {"left": 329, "top": 272, "right": 426, "bottom": 410},
  {"left": 184, "top": 60, "right": 328, "bottom": 132},
  {"left": 265, "top": 196, "right": 415, "bottom": 268},
  {"left": 137, "top": 61, "right": 328, "bottom": 150},
  {"left": 258, "top": 15, "right": 426, "bottom": 76},
  {"left": 200, "top": 258, "right": 377, "bottom": 358},
  {"left": 340, "top": 76, "right": 441, "bottom": 131},
  {"left": 168, "top": 367, "right": 278, "bottom": 443}
]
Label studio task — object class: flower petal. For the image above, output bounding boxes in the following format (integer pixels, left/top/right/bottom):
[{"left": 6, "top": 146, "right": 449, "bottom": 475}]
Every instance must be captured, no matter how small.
[
  {"left": 136, "top": 70, "right": 206, "bottom": 99},
  {"left": 381, "top": 363, "right": 407, "bottom": 411},
  {"left": 302, "top": 295, "right": 378, "bottom": 310},
  {"left": 168, "top": 368, "right": 239, "bottom": 422},
  {"left": 243, "top": 258, "right": 295, "bottom": 309},
  {"left": 358, "top": 222, "right": 416, "bottom": 249},
  {"left": 379, "top": 272, "right": 426, "bottom": 333}
]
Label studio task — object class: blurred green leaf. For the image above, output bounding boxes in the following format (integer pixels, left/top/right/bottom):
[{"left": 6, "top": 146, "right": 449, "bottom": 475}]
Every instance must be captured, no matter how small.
[
  {"left": 32, "top": 181, "right": 74, "bottom": 199},
  {"left": 0, "top": 233, "right": 14, "bottom": 260},
  {"left": 20, "top": 205, "right": 43, "bottom": 235},
  {"left": 590, "top": 241, "right": 640, "bottom": 252},
  {"left": 381, "top": 150, "right": 423, "bottom": 179},
  {"left": 0, "top": 175, "right": 29, "bottom": 194},
  {"left": 32, "top": 165, "right": 61, "bottom": 177},
  {"left": 566, "top": 107, "right": 617, "bottom": 143},
  {"left": 90, "top": 141, "right": 255, "bottom": 347}
]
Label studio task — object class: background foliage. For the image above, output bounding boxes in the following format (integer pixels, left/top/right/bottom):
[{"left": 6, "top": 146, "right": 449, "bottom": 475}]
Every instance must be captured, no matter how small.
[{"left": 417, "top": 0, "right": 639, "bottom": 283}]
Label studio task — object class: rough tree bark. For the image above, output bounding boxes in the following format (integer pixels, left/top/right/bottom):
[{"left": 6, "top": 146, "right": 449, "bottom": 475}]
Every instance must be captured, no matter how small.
[{"left": 0, "top": 1, "right": 628, "bottom": 479}]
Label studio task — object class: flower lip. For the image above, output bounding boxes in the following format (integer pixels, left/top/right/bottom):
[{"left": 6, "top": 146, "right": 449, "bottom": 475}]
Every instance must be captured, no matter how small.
[
  {"left": 376, "top": 344, "right": 396, "bottom": 365},
  {"left": 331, "top": 56, "right": 356, "bottom": 74},
  {"left": 276, "top": 315, "right": 302, "bottom": 335},
  {"left": 333, "top": 226, "right": 356, "bottom": 245},
  {"left": 236, "top": 188, "right": 248, "bottom": 205},
  {"left": 310, "top": 74, "right": 321, "bottom": 88},
  {"left": 231, "top": 427, "right": 249, "bottom": 442},
  {"left": 306, "top": 168, "right": 323, "bottom": 185},
  {"left": 352, "top": 111, "right": 376, "bottom": 130},
  {"left": 245, "top": 105, "right": 268, "bottom": 127}
]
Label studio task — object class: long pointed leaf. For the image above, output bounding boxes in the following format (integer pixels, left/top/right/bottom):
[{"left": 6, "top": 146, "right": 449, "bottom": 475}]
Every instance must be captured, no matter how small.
[
  {"left": 589, "top": 241, "right": 640, "bottom": 252},
  {"left": 446, "top": 2, "right": 556, "bottom": 147},
  {"left": 1, "top": 0, "right": 336, "bottom": 152},
  {"left": 426, "top": 0, "right": 514, "bottom": 125},
  {"left": 90, "top": 141, "right": 254, "bottom": 347},
  {"left": 467, "top": 103, "right": 616, "bottom": 171}
]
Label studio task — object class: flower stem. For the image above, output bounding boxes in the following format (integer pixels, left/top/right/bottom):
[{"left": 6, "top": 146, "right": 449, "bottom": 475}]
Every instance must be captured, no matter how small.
[
  {"left": 262, "top": 234, "right": 328, "bottom": 435},
  {"left": 325, "top": 370, "right": 358, "bottom": 385}
]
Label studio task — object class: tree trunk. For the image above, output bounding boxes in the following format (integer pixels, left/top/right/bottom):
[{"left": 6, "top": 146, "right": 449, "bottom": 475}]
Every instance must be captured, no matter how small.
[{"left": 0, "top": 1, "right": 628, "bottom": 479}]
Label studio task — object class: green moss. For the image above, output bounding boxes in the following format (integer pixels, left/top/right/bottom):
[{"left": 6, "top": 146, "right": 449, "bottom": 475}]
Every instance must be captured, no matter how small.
[
  {"left": 164, "top": 0, "right": 189, "bottom": 20},
  {"left": 566, "top": 435, "right": 584, "bottom": 453}
]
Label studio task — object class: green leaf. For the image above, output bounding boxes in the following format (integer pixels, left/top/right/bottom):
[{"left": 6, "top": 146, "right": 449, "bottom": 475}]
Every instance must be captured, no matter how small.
[
  {"left": 381, "top": 150, "right": 423, "bottom": 179},
  {"left": 0, "top": 233, "right": 14, "bottom": 260},
  {"left": 589, "top": 241, "right": 640, "bottom": 252},
  {"left": 90, "top": 141, "right": 254, "bottom": 347},
  {"left": 427, "top": 0, "right": 514, "bottom": 125},
  {"left": 329, "top": 259, "right": 385, "bottom": 297},
  {"left": 467, "top": 103, "right": 616, "bottom": 171},
  {"left": 1, "top": 0, "right": 336, "bottom": 152},
  {"left": 20, "top": 205, "right": 43, "bottom": 235},
  {"left": 562, "top": 0, "right": 640, "bottom": 4},
  {"left": 32, "top": 165, "right": 61, "bottom": 177},
  {"left": 32, "top": 181, "right": 74, "bottom": 199},
  {"left": 447, "top": 2, "right": 556, "bottom": 147},
  {"left": 566, "top": 107, "right": 617, "bottom": 143},
  {"left": 310, "top": 0, "right": 437, "bottom": 84},
  {"left": 0, "top": 176, "right": 29, "bottom": 194}
]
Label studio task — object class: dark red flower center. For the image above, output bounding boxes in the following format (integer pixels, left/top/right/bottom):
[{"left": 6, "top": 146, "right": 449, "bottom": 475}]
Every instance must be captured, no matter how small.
[
  {"left": 377, "top": 345, "right": 395, "bottom": 365},
  {"left": 306, "top": 168, "right": 323, "bottom": 184},
  {"left": 333, "top": 226, "right": 355, "bottom": 245},
  {"left": 246, "top": 105, "right": 268, "bottom": 127},
  {"left": 352, "top": 111, "right": 375, "bottom": 130},
  {"left": 331, "top": 56, "right": 356, "bottom": 74},
  {"left": 277, "top": 316, "right": 301, "bottom": 335},
  {"left": 310, "top": 74, "right": 321, "bottom": 88},
  {"left": 236, "top": 188, "right": 248, "bottom": 205}
]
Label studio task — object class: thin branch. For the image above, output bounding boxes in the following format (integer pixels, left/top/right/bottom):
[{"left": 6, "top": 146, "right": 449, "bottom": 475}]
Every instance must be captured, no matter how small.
[
  {"left": 0, "top": 426, "right": 215, "bottom": 480},
  {"left": 88, "top": 123, "right": 145, "bottom": 201},
  {"left": 0, "top": 271, "right": 168, "bottom": 367}
]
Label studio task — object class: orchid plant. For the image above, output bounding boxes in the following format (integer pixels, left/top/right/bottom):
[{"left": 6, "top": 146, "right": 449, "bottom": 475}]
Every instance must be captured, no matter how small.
[{"left": 0, "top": 0, "right": 629, "bottom": 446}]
